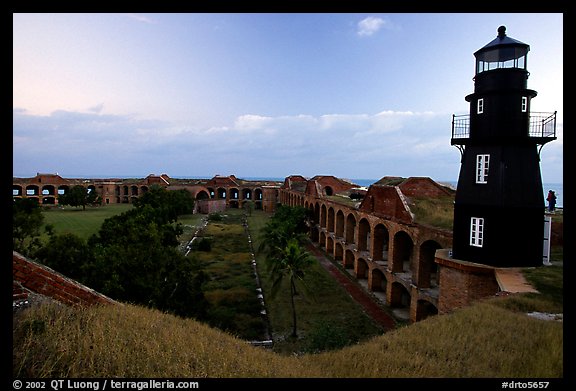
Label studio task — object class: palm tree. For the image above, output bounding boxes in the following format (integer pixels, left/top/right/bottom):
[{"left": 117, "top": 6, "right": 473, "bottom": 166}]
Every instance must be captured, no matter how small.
[{"left": 268, "top": 237, "right": 315, "bottom": 338}]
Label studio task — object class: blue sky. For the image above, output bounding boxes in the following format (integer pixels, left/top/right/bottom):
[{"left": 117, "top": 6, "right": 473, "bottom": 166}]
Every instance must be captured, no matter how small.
[{"left": 13, "top": 13, "right": 563, "bottom": 184}]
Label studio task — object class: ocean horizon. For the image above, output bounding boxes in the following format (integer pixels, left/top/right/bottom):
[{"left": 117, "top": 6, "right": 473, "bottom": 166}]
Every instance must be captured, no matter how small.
[{"left": 238, "top": 176, "right": 564, "bottom": 209}]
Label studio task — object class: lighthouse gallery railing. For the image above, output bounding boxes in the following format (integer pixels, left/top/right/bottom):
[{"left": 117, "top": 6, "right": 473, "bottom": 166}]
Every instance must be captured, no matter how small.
[{"left": 451, "top": 111, "right": 557, "bottom": 141}]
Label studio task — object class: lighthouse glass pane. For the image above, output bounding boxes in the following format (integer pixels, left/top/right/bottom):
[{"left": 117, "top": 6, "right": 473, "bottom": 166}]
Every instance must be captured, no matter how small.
[
  {"left": 476, "top": 54, "right": 527, "bottom": 74},
  {"left": 517, "top": 55, "right": 525, "bottom": 69}
]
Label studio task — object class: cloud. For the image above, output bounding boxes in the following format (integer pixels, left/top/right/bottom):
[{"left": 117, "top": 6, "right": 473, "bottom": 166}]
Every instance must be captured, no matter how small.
[
  {"left": 13, "top": 108, "right": 461, "bottom": 179},
  {"left": 125, "top": 14, "right": 157, "bottom": 24},
  {"left": 15, "top": 107, "right": 560, "bottom": 182},
  {"left": 87, "top": 103, "right": 104, "bottom": 113},
  {"left": 357, "top": 16, "right": 387, "bottom": 37}
]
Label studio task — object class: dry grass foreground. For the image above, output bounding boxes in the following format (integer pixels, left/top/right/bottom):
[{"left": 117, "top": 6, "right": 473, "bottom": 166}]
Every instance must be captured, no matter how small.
[{"left": 13, "top": 297, "right": 562, "bottom": 378}]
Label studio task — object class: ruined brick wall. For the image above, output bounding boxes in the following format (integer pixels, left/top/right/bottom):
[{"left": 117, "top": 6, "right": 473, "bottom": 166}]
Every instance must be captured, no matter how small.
[
  {"left": 399, "top": 177, "right": 454, "bottom": 198},
  {"left": 311, "top": 176, "right": 358, "bottom": 195},
  {"left": 13, "top": 251, "right": 117, "bottom": 308},
  {"left": 435, "top": 250, "right": 499, "bottom": 314},
  {"left": 196, "top": 199, "right": 227, "bottom": 214},
  {"left": 359, "top": 186, "right": 413, "bottom": 223},
  {"left": 261, "top": 186, "right": 279, "bottom": 213}
]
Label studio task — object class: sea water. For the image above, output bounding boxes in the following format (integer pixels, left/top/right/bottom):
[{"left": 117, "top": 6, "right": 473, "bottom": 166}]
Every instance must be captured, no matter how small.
[{"left": 350, "top": 179, "right": 563, "bottom": 209}]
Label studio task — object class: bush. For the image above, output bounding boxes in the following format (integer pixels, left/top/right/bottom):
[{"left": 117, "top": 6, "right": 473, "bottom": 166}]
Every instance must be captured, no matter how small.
[
  {"left": 305, "top": 321, "right": 352, "bottom": 353},
  {"left": 193, "top": 238, "right": 212, "bottom": 251},
  {"left": 208, "top": 213, "right": 222, "bottom": 221}
]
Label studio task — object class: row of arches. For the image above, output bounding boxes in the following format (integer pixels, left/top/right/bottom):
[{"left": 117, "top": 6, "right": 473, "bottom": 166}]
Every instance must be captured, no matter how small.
[
  {"left": 13, "top": 181, "right": 270, "bottom": 208},
  {"left": 13, "top": 184, "right": 101, "bottom": 205},
  {"left": 206, "top": 187, "right": 264, "bottom": 201},
  {"left": 280, "top": 189, "right": 452, "bottom": 323}
]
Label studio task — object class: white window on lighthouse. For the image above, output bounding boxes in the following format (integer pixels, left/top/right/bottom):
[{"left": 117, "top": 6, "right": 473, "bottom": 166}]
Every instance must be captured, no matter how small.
[
  {"left": 521, "top": 96, "right": 528, "bottom": 112},
  {"left": 477, "top": 98, "right": 484, "bottom": 114},
  {"left": 476, "top": 154, "right": 490, "bottom": 184},
  {"left": 470, "top": 217, "right": 484, "bottom": 247}
]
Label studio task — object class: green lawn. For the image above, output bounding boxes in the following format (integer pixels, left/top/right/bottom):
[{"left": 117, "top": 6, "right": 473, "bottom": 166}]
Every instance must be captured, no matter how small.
[
  {"left": 41, "top": 204, "right": 134, "bottom": 240},
  {"left": 246, "top": 209, "right": 385, "bottom": 355}
]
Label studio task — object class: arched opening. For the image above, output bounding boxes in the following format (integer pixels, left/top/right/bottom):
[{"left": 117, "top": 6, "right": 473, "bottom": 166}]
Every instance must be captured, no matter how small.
[
  {"left": 196, "top": 190, "right": 210, "bottom": 200},
  {"left": 26, "top": 185, "right": 39, "bottom": 196},
  {"left": 344, "top": 249, "right": 354, "bottom": 269},
  {"left": 373, "top": 223, "right": 389, "bottom": 265},
  {"left": 335, "top": 210, "right": 345, "bottom": 237},
  {"left": 358, "top": 218, "right": 371, "bottom": 252},
  {"left": 392, "top": 231, "right": 414, "bottom": 273},
  {"left": 320, "top": 204, "right": 327, "bottom": 228},
  {"left": 326, "top": 236, "right": 334, "bottom": 254},
  {"left": 370, "top": 268, "right": 387, "bottom": 293},
  {"left": 327, "top": 207, "right": 335, "bottom": 233},
  {"left": 415, "top": 299, "right": 438, "bottom": 322},
  {"left": 345, "top": 213, "right": 356, "bottom": 243},
  {"left": 355, "top": 258, "right": 369, "bottom": 279},
  {"left": 334, "top": 242, "right": 344, "bottom": 262},
  {"left": 417, "top": 240, "right": 442, "bottom": 288},
  {"left": 389, "top": 281, "right": 411, "bottom": 322}
]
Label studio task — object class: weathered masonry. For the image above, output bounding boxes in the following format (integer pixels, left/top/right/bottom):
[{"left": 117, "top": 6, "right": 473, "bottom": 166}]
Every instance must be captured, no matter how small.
[
  {"left": 12, "top": 173, "right": 282, "bottom": 213},
  {"left": 278, "top": 175, "right": 455, "bottom": 323}
]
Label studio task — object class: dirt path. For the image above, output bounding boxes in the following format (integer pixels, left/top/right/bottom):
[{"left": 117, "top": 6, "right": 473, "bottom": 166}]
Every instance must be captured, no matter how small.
[{"left": 306, "top": 243, "right": 398, "bottom": 332}]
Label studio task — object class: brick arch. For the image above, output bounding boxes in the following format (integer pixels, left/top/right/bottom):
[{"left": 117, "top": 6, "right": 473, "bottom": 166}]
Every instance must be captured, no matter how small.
[
  {"left": 391, "top": 230, "right": 414, "bottom": 273},
  {"left": 355, "top": 257, "right": 369, "bottom": 279},
  {"left": 388, "top": 280, "right": 411, "bottom": 309},
  {"left": 414, "top": 298, "right": 438, "bottom": 322},
  {"left": 320, "top": 204, "right": 328, "bottom": 228},
  {"left": 358, "top": 218, "right": 371, "bottom": 251},
  {"left": 326, "top": 236, "right": 334, "bottom": 254},
  {"left": 13, "top": 184, "right": 23, "bottom": 196},
  {"left": 319, "top": 231, "right": 327, "bottom": 249},
  {"left": 242, "top": 188, "right": 252, "bottom": 200},
  {"left": 229, "top": 187, "right": 240, "bottom": 200},
  {"left": 335, "top": 209, "right": 345, "bottom": 237},
  {"left": 26, "top": 185, "right": 40, "bottom": 196},
  {"left": 334, "top": 242, "right": 344, "bottom": 262},
  {"left": 345, "top": 212, "right": 357, "bottom": 243},
  {"left": 327, "top": 206, "right": 335, "bottom": 232},
  {"left": 416, "top": 240, "right": 443, "bottom": 288},
  {"left": 195, "top": 189, "right": 210, "bottom": 200},
  {"left": 254, "top": 188, "right": 263, "bottom": 200},
  {"left": 369, "top": 267, "right": 387, "bottom": 293},
  {"left": 344, "top": 249, "right": 354, "bottom": 269},
  {"left": 313, "top": 202, "right": 320, "bottom": 226},
  {"left": 41, "top": 184, "right": 56, "bottom": 196},
  {"left": 372, "top": 222, "right": 390, "bottom": 265}
]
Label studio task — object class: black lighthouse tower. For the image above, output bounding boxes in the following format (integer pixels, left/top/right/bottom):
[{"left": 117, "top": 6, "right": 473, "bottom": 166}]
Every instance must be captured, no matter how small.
[{"left": 451, "top": 26, "right": 556, "bottom": 267}]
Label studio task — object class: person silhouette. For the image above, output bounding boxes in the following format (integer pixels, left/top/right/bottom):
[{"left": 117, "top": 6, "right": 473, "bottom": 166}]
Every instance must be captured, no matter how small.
[{"left": 546, "top": 190, "right": 557, "bottom": 212}]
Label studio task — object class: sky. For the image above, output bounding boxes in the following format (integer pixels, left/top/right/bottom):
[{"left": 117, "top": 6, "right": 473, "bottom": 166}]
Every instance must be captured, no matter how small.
[{"left": 13, "top": 12, "right": 564, "bottom": 184}]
